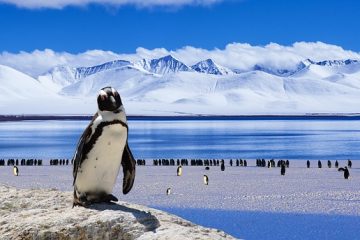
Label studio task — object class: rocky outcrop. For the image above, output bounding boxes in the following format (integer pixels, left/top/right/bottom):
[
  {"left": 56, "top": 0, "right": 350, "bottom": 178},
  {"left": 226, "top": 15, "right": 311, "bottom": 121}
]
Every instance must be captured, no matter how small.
[{"left": 0, "top": 186, "right": 235, "bottom": 240}]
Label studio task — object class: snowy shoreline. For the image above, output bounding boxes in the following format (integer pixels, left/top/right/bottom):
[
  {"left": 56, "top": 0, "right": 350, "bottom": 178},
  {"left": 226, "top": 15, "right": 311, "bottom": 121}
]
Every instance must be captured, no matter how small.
[{"left": 1, "top": 160, "right": 359, "bottom": 239}]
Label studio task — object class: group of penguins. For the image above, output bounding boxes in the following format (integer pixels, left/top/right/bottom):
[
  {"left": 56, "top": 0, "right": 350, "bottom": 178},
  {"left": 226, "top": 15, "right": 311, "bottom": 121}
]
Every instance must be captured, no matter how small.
[
  {"left": 9, "top": 158, "right": 352, "bottom": 180},
  {"left": 308, "top": 159, "right": 352, "bottom": 179},
  {"left": 164, "top": 159, "right": 353, "bottom": 194},
  {"left": 0, "top": 159, "right": 43, "bottom": 166},
  {"left": 166, "top": 165, "right": 209, "bottom": 195}
]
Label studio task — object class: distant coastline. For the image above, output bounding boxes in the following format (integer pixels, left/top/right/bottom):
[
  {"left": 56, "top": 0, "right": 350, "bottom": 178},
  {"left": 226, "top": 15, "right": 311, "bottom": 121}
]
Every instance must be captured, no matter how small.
[{"left": 1, "top": 114, "right": 360, "bottom": 121}]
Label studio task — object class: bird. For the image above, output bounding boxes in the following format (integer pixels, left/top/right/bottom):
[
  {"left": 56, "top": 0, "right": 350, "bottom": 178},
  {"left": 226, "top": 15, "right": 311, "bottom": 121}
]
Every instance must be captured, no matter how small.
[
  {"left": 306, "top": 160, "right": 310, "bottom": 168},
  {"left": 338, "top": 166, "right": 350, "bottom": 179},
  {"left": 221, "top": 161, "right": 225, "bottom": 171},
  {"left": 177, "top": 165, "right": 182, "bottom": 176},
  {"left": 281, "top": 164, "right": 286, "bottom": 176},
  {"left": 13, "top": 166, "right": 19, "bottom": 176},
  {"left": 72, "top": 86, "right": 136, "bottom": 207},
  {"left": 166, "top": 188, "right": 171, "bottom": 195},
  {"left": 203, "top": 175, "right": 209, "bottom": 185}
]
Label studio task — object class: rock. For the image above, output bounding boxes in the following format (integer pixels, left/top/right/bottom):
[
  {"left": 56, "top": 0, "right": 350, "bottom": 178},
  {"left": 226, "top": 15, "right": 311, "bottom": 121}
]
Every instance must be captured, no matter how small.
[{"left": 0, "top": 185, "right": 236, "bottom": 240}]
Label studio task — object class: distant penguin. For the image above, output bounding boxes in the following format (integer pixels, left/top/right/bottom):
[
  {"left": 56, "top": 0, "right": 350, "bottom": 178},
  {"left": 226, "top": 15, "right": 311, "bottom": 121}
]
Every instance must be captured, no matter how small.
[
  {"left": 335, "top": 160, "right": 339, "bottom": 168},
  {"left": 318, "top": 160, "right": 322, "bottom": 168},
  {"left": 307, "top": 160, "right": 310, "bottom": 168},
  {"left": 221, "top": 161, "right": 225, "bottom": 171},
  {"left": 205, "top": 166, "right": 210, "bottom": 170},
  {"left": 203, "top": 175, "right": 209, "bottom": 185},
  {"left": 166, "top": 188, "right": 171, "bottom": 195},
  {"left": 338, "top": 166, "right": 350, "bottom": 179},
  {"left": 13, "top": 166, "right": 19, "bottom": 176},
  {"left": 244, "top": 160, "right": 247, "bottom": 167},
  {"left": 177, "top": 165, "right": 182, "bottom": 176},
  {"left": 327, "top": 160, "right": 331, "bottom": 168},
  {"left": 72, "top": 87, "right": 136, "bottom": 207},
  {"left": 348, "top": 159, "right": 352, "bottom": 168},
  {"left": 280, "top": 164, "right": 286, "bottom": 176}
]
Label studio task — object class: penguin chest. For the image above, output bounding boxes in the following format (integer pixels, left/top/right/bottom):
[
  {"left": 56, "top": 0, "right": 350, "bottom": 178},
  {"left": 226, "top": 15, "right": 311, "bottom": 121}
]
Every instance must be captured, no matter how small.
[{"left": 76, "top": 124, "right": 127, "bottom": 194}]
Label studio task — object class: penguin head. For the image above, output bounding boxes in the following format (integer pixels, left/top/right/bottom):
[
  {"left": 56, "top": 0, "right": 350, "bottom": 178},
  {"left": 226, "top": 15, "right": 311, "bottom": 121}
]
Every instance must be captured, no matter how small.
[{"left": 97, "top": 86, "right": 122, "bottom": 112}]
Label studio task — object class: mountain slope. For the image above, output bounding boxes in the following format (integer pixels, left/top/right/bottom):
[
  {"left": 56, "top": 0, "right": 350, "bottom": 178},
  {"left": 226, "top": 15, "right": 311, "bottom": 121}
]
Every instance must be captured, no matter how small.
[
  {"left": 2, "top": 56, "right": 360, "bottom": 115},
  {"left": 191, "top": 59, "right": 232, "bottom": 75},
  {"left": 143, "top": 55, "right": 191, "bottom": 75}
]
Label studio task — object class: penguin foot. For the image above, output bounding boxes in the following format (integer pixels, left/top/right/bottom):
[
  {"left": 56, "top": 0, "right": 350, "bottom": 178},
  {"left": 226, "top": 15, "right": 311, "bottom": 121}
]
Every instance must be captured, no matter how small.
[
  {"left": 97, "top": 194, "right": 118, "bottom": 203},
  {"left": 73, "top": 195, "right": 91, "bottom": 208}
]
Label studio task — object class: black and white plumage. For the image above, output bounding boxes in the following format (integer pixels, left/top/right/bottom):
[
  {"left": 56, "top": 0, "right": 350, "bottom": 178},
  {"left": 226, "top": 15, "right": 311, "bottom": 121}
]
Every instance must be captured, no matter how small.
[
  {"left": 72, "top": 86, "right": 136, "bottom": 207},
  {"left": 338, "top": 167, "right": 350, "bottom": 179},
  {"left": 13, "top": 166, "right": 19, "bottom": 176},
  {"left": 203, "top": 175, "right": 209, "bottom": 185},
  {"left": 166, "top": 188, "right": 171, "bottom": 195},
  {"left": 177, "top": 166, "right": 182, "bottom": 176},
  {"left": 281, "top": 164, "right": 286, "bottom": 176}
]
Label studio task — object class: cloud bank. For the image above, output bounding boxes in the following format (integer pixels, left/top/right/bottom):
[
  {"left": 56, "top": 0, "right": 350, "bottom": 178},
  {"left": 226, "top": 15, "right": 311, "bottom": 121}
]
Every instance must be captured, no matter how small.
[
  {"left": 0, "top": 0, "right": 222, "bottom": 9},
  {"left": 1, "top": 42, "right": 359, "bottom": 77}
]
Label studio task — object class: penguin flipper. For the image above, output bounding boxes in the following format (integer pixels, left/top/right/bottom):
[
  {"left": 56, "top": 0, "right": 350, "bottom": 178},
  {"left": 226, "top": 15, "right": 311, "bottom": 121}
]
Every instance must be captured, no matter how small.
[
  {"left": 338, "top": 167, "right": 345, "bottom": 172},
  {"left": 72, "top": 115, "right": 96, "bottom": 185},
  {"left": 121, "top": 142, "right": 136, "bottom": 194}
]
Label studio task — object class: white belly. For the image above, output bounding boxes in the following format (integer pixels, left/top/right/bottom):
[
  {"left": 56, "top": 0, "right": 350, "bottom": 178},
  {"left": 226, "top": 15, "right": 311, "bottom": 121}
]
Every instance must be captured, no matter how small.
[{"left": 75, "top": 124, "right": 127, "bottom": 194}]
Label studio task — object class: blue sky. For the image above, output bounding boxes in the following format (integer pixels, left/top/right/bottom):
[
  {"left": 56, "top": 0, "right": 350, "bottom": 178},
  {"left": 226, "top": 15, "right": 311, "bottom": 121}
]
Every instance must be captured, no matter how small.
[{"left": 0, "top": 0, "right": 359, "bottom": 53}]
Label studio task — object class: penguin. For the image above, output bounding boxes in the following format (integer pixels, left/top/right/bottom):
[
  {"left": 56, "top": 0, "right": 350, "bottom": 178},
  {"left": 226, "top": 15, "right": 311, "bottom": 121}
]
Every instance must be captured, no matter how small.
[
  {"left": 318, "top": 160, "right": 322, "bottom": 168},
  {"left": 203, "top": 175, "right": 209, "bottom": 185},
  {"left": 280, "top": 163, "right": 286, "bottom": 176},
  {"left": 177, "top": 165, "right": 182, "bottom": 176},
  {"left": 348, "top": 159, "right": 352, "bottom": 168},
  {"left": 13, "top": 166, "right": 19, "bottom": 176},
  {"left": 306, "top": 160, "right": 310, "bottom": 168},
  {"left": 338, "top": 167, "right": 350, "bottom": 179},
  {"left": 166, "top": 188, "right": 171, "bottom": 195},
  {"left": 335, "top": 160, "right": 339, "bottom": 168},
  {"left": 221, "top": 161, "right": 225, "bottom": 171},
  {"left": 72, "top": 87, "right": 136, "bottom": 207}
]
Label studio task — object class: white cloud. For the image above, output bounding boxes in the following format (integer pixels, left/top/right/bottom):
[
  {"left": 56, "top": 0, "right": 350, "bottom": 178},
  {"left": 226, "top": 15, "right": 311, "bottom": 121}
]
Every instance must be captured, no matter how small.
[
  {"left": 1, "top": 42, "right": 359, "bottom": 77},
  {"left": 0, "top": 0, "right": 222, "bottom": 9}
]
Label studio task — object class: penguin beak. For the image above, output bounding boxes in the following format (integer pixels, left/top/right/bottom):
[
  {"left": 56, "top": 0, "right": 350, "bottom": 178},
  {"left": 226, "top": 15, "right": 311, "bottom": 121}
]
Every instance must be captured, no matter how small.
[{"left": 109, "top": 95, "right": 116, "bottom": 107}]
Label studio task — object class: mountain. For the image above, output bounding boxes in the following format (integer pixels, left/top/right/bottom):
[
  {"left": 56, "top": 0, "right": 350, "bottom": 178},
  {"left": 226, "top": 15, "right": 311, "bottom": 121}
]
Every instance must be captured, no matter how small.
[
  {"left": 0, "top": 65, "right": 52, "bottom": 100},
  {"left": 191, "top": 59, "right": 232, "bottom": 75},
  {"left": 2, "top": 56, "right": 360, "bottom": 115},
  {"left": 142, "top": 55, "right": 191, "bottom": 75},
  {"left": 38, "top": 60, "right": 142, "bottom": 92}
]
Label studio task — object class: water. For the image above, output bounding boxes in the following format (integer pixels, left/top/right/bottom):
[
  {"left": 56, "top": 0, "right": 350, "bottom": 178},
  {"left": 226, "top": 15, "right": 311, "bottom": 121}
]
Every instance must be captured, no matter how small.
[{"left": 0, "top": 118, "right": 360, "bottom": 160}]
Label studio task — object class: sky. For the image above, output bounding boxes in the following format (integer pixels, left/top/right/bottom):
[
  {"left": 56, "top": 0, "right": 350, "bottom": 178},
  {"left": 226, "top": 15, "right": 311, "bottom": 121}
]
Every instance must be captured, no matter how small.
[{"left": 0, "top": 0, "right": 360, "bottom": 54}]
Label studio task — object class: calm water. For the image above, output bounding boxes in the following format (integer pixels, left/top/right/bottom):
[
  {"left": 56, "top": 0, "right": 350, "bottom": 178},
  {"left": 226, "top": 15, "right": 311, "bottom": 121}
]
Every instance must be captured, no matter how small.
[{"left": 0, "top": 119, "right": 359, "bottom": 160}]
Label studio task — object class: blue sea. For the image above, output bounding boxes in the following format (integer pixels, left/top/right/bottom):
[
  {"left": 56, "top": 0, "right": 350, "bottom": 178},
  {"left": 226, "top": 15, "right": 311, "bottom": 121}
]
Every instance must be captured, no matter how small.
[{"left": 0, "top": 117, "right": 359, "bottom": 160}]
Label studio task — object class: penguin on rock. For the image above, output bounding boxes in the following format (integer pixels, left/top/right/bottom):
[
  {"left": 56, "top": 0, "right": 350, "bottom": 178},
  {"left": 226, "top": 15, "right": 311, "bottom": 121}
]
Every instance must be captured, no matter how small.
[{"left": 72, "top": 87, "right": 136, "bottom": 207}]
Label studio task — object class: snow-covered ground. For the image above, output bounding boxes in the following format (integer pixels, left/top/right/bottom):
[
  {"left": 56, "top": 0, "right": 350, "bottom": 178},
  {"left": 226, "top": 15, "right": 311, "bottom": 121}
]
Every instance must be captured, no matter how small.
[{"left": 0, "top": 160, "right": 359, "bottom": 239}]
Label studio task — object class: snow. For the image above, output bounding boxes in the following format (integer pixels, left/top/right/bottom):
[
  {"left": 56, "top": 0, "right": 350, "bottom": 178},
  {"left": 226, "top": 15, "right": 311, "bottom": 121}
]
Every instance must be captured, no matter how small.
[
  {"left": 0, "top": 160, "right": 359, "bottom": 239},
  {"left": 191, "top": 59, "right": 232, "bottom": 75},
  {"left": 1, "top": 57, "right": 360, "bottom": 115}
]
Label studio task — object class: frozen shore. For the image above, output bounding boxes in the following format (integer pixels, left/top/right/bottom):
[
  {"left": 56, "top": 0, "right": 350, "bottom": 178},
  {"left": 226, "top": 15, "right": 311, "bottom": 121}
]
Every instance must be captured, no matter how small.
[{"left": 0, "top": 160, "right": 359, "bottom": 239}]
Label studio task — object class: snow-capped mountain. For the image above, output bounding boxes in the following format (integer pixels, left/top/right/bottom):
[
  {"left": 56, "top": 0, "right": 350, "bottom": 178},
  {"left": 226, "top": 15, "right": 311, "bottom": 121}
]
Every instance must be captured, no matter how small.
[
  {"left": 191, "top": 59, "right": 232, "bottom": 75},
  {"left": 142, "top": 55, "right": 191, "bottom": 75},
  {"left": 2, "top": 56, "right": 360, "bottom": 115}
]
